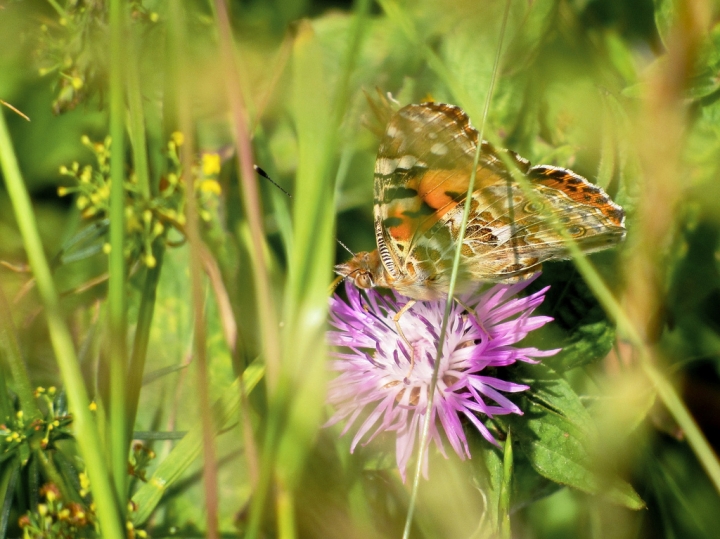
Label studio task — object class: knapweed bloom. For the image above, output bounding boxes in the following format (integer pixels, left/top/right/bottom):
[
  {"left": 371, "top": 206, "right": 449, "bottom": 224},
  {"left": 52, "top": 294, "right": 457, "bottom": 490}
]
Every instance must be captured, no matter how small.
[{"left": 326, "top": 277, "right": 558, "bottom": 480}]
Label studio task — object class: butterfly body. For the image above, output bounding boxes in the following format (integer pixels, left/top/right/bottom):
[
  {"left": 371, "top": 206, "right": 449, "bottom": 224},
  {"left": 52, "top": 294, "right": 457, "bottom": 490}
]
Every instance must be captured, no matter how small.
[{"left": 335, "top": 102, "right": 626, "bottom": 300}]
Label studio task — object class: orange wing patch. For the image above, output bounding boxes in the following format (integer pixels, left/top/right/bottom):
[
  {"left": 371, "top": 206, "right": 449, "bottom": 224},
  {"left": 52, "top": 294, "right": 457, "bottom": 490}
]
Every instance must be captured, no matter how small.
[
  {"left": 386, "top": 167, "right": 506, "bottom": 241},
  {"left": 530, "top": 166, "right": 625, "bottom": 227}
]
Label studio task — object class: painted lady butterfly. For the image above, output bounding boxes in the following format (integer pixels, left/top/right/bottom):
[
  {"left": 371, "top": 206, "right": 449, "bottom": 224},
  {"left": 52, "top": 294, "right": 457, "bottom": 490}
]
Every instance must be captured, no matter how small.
[{"left": 335, "top": 101, "right": 626, "bottom": 301}]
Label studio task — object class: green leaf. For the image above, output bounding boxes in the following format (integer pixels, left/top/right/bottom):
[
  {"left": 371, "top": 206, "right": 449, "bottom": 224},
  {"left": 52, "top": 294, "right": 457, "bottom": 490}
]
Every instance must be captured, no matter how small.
[
  {"left": 551, "top": 319, "right": 615, "bottom": 373},
  {"left": 131, "top": 360, "right": 264, "bottom": 525},
  {"left": 0, "top": 457, "right": 20, "bottom": 538},
  {"left": 506, "top": 364, "right": 644, "bottom": 510},
  {"left": 526, "top": 263, "right": 617, "bottom": 372},
  {"left": 17, "top": 437, "right": 30, "bottom": 466},
  {"left": 689, "top": 23, "right": 720, "bottom": 100},
  {"left": 503, "top": 1, "right": 559, "bottom": 72},
  {"left": 626, "top": 21, "right": 720, "bottom": 101},
  {"left": 510, "top": 447, "right": 562, "bottom": 510},
  {"left": 513, "top": 363, "right": 594, "bottom": 430},
  {"left": 498, "top": 431, "right": 513, "bottom": 539},
  {"left": 470, "top": 441, "right": 503, "bottom": 538},
  {"left": 653, "top": 0, "right": 675, "bottom": 49}
]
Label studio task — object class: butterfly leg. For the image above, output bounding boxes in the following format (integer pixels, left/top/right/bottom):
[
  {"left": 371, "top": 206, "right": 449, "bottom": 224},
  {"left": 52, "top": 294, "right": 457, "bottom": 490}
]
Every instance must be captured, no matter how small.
[
  {"left": 328, "top": 275, "right": 344, "bottom": 295},
  {"left": 453, "top": 296, "right": 492, "bottom": 341},
  {"left": 393, "top": 300, "right": 417, "bottom": 381}
]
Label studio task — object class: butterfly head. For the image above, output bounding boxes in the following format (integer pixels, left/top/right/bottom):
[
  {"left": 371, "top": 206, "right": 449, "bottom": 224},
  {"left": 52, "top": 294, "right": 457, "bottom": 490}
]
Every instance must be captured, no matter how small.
[{"left": 334, "top": 250, "right": 389, "bottom": 290}]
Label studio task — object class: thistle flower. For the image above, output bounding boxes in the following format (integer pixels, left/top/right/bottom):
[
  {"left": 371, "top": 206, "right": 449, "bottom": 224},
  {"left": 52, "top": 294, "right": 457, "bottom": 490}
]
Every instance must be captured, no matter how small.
[{"left": 326, "top": 277, "right": 558, "bottom": 481}]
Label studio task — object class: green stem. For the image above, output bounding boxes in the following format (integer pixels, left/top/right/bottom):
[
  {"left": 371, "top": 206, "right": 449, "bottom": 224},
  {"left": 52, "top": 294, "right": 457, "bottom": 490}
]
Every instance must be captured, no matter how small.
[
  {"left": 642, "top": 359, "right": 720, "bottom": 491},
  {"left": 126, "top": 26, "right": 151, "bottom": 200},
  {"left": 213, "top": 0, "right": 281, "bottom": 392},
  {"left": 33, "top": 447, "right": 75, "bottom": 503},
  {"left": 214, "top": 0, "right": 281, "bottom": 532},
  {"left": 168, "top": 2, "right": 219, "bottom": 536},
  {"left": 245, "top": 1, "right": 370, "bottom": 535},
  {"left": 276, "top": 479, "right": 297, "bottom": 539},
  {"left": 108, "top": 0, "right": 129, "bottom": 508},
  {"left": 402, "top": 2, "right": 512, "bottom": 537},
  {"left": 126, "top": 240, "right": 165, "bottom": 435},
  {"left": 45, "top": 0, "right": 69, "bottom": 20},
  {"left": 0, "top": 109, "right": 124, "bottom": 539}
]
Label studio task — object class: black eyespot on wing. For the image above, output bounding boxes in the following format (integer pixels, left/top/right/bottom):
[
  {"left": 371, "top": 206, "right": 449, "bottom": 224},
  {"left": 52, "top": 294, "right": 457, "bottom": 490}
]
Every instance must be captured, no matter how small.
[
  {"left": 524, "top": 201, "right": 544, "bottom": 213},
  {"left": 402, "top": 202, "right": 435, "bottom": 219},
  {"left": 383, "top": 216, "right": 404, "bottom": 228},
  {"left": 444, "top": 190, "right": 464, "bottom": 200},
  {"left": 382, "top": 186, "right": 418, "bottom": 204}
]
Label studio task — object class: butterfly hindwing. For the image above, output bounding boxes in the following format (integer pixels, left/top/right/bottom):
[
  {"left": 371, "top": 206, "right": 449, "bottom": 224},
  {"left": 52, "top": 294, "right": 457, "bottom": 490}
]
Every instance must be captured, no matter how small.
[{"left": 370, "top": 101, "right": 626, "bottom": 298}]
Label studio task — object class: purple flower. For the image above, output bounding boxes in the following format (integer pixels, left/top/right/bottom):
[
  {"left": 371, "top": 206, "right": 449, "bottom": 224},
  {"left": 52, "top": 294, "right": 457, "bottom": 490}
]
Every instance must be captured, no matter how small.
[{"left": 326, "top": 277, "right": 559, "bottom": 481}]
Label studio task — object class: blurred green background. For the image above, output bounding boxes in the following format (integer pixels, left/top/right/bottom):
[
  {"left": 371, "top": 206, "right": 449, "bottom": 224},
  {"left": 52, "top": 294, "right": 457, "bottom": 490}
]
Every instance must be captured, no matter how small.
[{"left": 2, "top": 0, "right": 720, "bottom": 537}]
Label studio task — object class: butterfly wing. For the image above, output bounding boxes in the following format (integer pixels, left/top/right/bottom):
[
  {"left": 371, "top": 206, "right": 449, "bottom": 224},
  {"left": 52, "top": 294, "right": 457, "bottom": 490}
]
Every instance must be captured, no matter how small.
[
  {"left": 373, "top": 103, "right": 512, "bottom": 295},
  {"left": 372, "top": 102, "right": 625, "bottom": 298}
]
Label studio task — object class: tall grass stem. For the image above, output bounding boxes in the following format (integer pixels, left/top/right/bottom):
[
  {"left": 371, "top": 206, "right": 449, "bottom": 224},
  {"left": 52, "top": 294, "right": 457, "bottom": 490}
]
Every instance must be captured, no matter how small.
[
  {"left": 168, "top": 1, "right": 219, "bottom": 535},
  {"left": 402, "top": 2, "right": 512, "bottom": 537},
  {"left": 0, "top": 109, "right": 125, "bottom": 539},
  {"left": 108, "top": 0, "right": 129, "bottom": 507}
]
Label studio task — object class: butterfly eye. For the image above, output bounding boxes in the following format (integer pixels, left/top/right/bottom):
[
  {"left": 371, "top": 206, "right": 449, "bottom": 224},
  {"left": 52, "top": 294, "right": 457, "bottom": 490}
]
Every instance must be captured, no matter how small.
[
  {"left": 567, "top": 225, "right": 585, "bottom": 237},
  {"left": 355, "top": 272, "right": 375, "bottom": 289},
  {"left": 524, "top": 201, "right": 544, "bottom": 213}
]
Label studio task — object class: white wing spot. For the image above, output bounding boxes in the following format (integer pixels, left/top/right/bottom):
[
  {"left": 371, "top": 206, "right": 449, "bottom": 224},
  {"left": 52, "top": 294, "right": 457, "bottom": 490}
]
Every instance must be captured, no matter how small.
[
  {"left": 430, "top": 142, "right": 448, "bottom": 156},
  {"left": 397, "top": 154, "right": 418, "bottom": 170},
  {"left": 376, "top": 158, "right": 398, "bottom": 176}
]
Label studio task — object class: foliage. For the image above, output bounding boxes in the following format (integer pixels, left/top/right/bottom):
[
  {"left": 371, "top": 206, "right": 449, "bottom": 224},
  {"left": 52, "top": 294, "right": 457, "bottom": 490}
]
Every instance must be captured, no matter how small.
[{"left": 1, "top": 0, "right": 720, "bottom": 538}]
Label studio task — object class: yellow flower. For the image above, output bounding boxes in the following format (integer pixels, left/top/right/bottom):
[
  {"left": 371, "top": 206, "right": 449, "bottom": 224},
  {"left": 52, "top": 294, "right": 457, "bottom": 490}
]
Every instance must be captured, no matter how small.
[
  {"left": 199, "top": 179, "right": 222, "bottom": 195},
  {"left": 171, "top": 131, "right": 184, "bottom": 147},
  {"left": 202, "top": 153, "right": 221, "bottom": 176}
]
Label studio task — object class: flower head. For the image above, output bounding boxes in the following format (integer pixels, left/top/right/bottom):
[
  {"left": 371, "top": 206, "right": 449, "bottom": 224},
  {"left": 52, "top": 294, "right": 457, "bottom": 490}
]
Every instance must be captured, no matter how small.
[{"left": 326, "top": 277, "right": 558, "bottom": 481}]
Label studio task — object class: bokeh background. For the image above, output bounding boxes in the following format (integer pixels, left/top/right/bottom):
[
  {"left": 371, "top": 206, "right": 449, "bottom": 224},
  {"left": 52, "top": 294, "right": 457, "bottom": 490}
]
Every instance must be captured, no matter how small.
[{"left": 1, "top": 0, "right": 720, "bottom": 537}]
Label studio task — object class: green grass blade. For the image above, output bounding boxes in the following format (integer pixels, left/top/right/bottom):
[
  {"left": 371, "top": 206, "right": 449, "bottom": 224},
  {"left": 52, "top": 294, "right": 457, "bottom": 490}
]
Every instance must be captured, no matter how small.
[
  {"left": 126, "top": 241, "right": 165, "bottom": 434},
  {"left": 108, "top": 0, "right": 129, "bottom": 506},
  {"left": 499, "top": 430, "right": 513, "bottom": 539},
  {"left": 0, "top": 457, "right": 20, "bottom": 538},
  {"left": 213, "top": 0, "right": 281, "bottom": 392},
  {"left": 245, "top": 20, "right": 336, "bottom": 538},
  {"left": 168, "top": 1, "right": 220, "bottom": 534},
  {"left": 403, "top": 2, "right": 512, "bottom": 537},
  {"left": 126, "top": 25, "right": 151, "bottom": 200},
  {"left": 131, "top": 361, "right": 264, "bottom": 525},
  {"left": 0, "top": 109, "right": 125, "bottom": 539}
]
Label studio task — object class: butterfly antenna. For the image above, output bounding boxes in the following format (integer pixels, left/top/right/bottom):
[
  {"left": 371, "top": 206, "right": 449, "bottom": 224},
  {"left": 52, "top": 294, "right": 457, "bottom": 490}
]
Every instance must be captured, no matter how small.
[
  {"left": 254, "top": 164, "right": 356, "bottom": 257},
  {"left": 336, "top": 238, "right": 355, "bottom": 257},
  {"left": 254, "top": 164, "right": 292, "bottom": 198}
]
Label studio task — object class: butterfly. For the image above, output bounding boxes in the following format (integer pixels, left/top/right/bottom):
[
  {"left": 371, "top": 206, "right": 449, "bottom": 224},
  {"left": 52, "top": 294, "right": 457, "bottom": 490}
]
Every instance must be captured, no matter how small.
[{"left": 335, "top": 100, "right": 626, "bottom": 304}]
